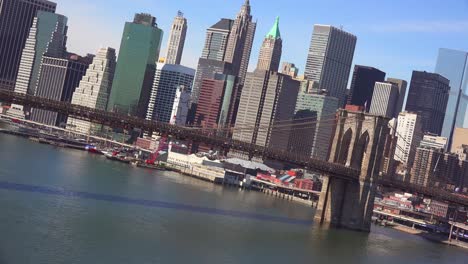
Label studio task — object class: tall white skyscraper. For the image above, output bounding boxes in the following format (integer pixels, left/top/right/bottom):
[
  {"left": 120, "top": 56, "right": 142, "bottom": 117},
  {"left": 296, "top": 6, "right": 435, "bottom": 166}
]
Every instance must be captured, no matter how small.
[
  {"left": 394, "top": 112, "right": 423, "bottom": 165},
  {"left": 67, "top": 47, "right": 116, "bottom": 134},
  {"left": 304, "top": 25, "right": 357, "bottom": 106},
  {"left": 7, "top": 11, "right": 68, "bottom": 119},
  {"left": 165, "top": 11, "right": 187, "bottom": 65},
  {"left": 369, "top": 82, "right": 399, "bottom": 118}
]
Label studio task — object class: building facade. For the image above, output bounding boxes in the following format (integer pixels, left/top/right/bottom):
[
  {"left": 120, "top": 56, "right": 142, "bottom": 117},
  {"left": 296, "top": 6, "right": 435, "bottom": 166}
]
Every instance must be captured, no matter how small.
[
  {"left": 67, "top": 48, "right": 116, "bottom": 134},
  {"left": 420, "top": 135, "right": 448, "bottom": 150},
  {"left": 165, "top": 11, "right": 187, "bottom": 65},
  {"left": 347, "top": 65, "right": 386, "bottom": 112},
  {"left": 369, "top": 82, "right": 399, "bottom": 118},
  {"left": 146, "top": 63, "right": 195, "bottom": 123},
  {"left": 0, "top": 0, "right": 56, "bottom": 91},
  {"left": 223, "top": 0, "right": 256, "bottom": 85},
  {"left": 394, "top": 112, "right": 423, "bottom": 165},
  {"left": 435, "top": 48, "right": 468, "bottom": 143},
  {"left": 107, "top": 13, "right": 163, "bottom": 118},
  {"left": 304, "top": 24, "right": 357, "bottom": 106},
  {"left": 233, "top": 70, "right": 299, "bottom": 151},
  {"left": 451, "top": 127, "right": 468, "bottom": 160},
  {"left": 7, "top": 11, "right": 68, "bottom": 119},
  {"left": 281, "top": 62, "right": 298, "bottom": 78},
  {"left": 190, "top": 19, "right": 234, "bottom": 107},
  {"left": 30, "top": 54, "right": 91, "bottom": 126},
  {"left": 386, "top": 78, "right": 408, "bottom": 117},
  {"left": 169, "top": 85, "right": 191, "bottom": 126},
  {"left": 406, "top": 71, "right": 450, "bottom": 135},
  {"left": 295, "top": 92, "right": 339, "bottom": 160},
  {"left": 410, "top": 147, "right": 459, "bottom": 187}
]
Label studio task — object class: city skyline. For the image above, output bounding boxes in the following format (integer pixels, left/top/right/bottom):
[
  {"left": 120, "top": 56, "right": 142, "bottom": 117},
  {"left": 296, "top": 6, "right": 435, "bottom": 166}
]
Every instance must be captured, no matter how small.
[{"left": 53, "top": 0, "right": 468, "bottom": 84}]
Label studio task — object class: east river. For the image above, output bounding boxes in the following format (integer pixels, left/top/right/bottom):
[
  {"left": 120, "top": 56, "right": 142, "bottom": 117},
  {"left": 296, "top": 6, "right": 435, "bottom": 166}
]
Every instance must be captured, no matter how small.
[{"left": 1, "top": 133, "right": 467, "bottom": 263}]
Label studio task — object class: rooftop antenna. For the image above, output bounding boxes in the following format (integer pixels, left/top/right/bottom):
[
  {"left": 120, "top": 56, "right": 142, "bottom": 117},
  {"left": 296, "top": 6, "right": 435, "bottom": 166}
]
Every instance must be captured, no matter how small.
[
  {"left": 177, "top": 10, "right": 184, "bottom": 17},
  {"left": 340, "top": 25, "right": 344, "bottom": 30}
]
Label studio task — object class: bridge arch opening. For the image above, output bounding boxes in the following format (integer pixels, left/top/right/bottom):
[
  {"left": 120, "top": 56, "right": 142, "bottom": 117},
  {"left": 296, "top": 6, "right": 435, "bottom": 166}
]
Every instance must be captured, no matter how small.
[
  {"left": 350, "top": 130, "right": 369, "bottom": 170},
  {"left": 336, "top": 128, "right": 353, "bottom": 165}
]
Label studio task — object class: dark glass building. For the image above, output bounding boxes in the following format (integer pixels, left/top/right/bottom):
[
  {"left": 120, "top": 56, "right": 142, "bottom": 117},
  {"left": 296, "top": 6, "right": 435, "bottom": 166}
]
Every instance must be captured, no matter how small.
[
  {"left": 0, "top": 0, "right": 56, "bottom": 91},
  {"left": 406, "top": 71, "right": 450, "bottom": 135},
  {"left": 107, "top": 13, "right": 163, "bottom": 118},
  {"left": 347, "top": 65, "right": 386, "bottom": 112},
  {"left": 30, "top": 53, "right": 91, "bottom": 126}
]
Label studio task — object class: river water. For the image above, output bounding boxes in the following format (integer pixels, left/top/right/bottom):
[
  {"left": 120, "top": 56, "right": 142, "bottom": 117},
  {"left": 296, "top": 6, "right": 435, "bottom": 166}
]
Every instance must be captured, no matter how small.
[{"left": 0, "top": 133, "right": 467, "bottom": 263}]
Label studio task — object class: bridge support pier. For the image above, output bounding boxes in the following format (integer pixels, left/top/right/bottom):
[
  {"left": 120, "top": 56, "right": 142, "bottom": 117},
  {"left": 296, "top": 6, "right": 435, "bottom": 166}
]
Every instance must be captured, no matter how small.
[
  {"left": 315, "top": 175, "right": 377, "bottom": 231},
  {"left": 315, "top": 110, "right": 389, "bottom": 232}
]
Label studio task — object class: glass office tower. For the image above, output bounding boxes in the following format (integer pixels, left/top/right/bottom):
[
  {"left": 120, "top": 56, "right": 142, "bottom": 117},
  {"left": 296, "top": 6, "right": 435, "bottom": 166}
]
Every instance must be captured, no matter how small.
[{"left": 435, "top": 48, "right": 468, "bottom": 144}]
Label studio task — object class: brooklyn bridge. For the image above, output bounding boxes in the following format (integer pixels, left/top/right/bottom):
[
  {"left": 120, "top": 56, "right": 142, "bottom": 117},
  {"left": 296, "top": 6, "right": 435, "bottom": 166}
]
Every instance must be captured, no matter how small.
[{"left": 1, "top": 89, "right": 467, "bottom": 231}]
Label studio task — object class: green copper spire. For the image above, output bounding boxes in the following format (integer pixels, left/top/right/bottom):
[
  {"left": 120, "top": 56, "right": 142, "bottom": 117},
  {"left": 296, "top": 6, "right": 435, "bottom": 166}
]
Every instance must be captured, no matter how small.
[{"left": 266, "top": 16, "right": 281, "bottom": 39}]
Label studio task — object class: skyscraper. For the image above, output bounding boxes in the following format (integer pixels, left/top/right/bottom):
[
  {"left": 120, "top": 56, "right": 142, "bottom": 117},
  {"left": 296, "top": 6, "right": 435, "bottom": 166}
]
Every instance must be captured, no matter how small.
[
  {"left": 394, "top": 112, "right": 423, "bottom": 165},
  {"left": 295, "top": 91, "right": 339, "bottom": 160},
  {"left": 165, "top": 11, "right": 187, "bottom": 65},
  {"left": 406, "top": 71, "right": 450, "bottom": 135},
  {"left": 435, "top": 48, "right": 468, "bottom": 143},
  {"left": 195, "top": 74, "right": 236, "bottom": 129},
  {"left": 169, "top": 86, "right": 191, "bottom": 126},
  {"left": 7, "top": 11, "right": 68, "bottom": 119},
  {"left": 256, "top": 17, "right": 282, "bottom": 72},
  {"left": 233, "top": 18, "right": 300, "bottom": 153},
  {"left": 369, "top": 82, "right": 399, "bottom": 118},
  {"left": 281, "top": 62, "right": 298, "bottom": 78},
  {"left": 107, "top": 13, "right": 163, "bottom": 118},
  {"left": 190, "top": 19, "right": 234, "bottom": 107},
  {"left": 347, "top": 65, "right": 386, "bottom": 111},
  {"left": 146, "top": 63, "right": 195, "bottom": 123},
  {"left": 67, "top": 48, "right": 116, "bottom": 134},
  {"left": 224, "top": 0, "right": 256, "bottom": 85},
  {"left": 386, "top": 78, "right": 408, "bottom": 117},
  {"left": 233, "top": 70, "right": 299, "bottom": 151},
  {"left": 0, "top": 0, "right": 56, "bottom": 91},
  {"left": 30, "top": 53, "right": 91, "bottom": 126},
  {"left": 304, "top": 25, "right": 357, "bottom": 106}
]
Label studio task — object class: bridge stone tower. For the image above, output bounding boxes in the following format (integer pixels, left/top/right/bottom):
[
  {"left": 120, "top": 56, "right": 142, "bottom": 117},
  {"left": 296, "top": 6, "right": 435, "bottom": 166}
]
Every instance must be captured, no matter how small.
[{"left": 315, "top": 110, "right": 390, "bottom": 232}]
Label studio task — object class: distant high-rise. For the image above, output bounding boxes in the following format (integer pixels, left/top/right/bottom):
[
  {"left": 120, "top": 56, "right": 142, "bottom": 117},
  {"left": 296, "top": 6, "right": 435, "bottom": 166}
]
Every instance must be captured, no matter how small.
[
  {"left": 369, "top": 82, "right": 399, "bottom": 118},
  {"left": 67, "top": 48, "right": 116, "bottom": 134},
  {"left": 146, "top": 63, "right": 195, "bottom": 123},
  {"left": 451, "top": 127, "right": 468, "bottom": 160},
  {"left": 281, "top": 62, "right": 298, "bottom": 78},
  {"left": 165, "top": 11, "right": 187, "bottom": 65},
  {"left": 169, "top": 86, "right": 191, "bottom": 126},
  {"left": 233, "top": 70, "right": 299, "bottom": 151},
  {"left": 30, "top": 54, "right": 91, "bottom": 126},
  {"left": 7, "top": 11, "right": 68, "bottom": 119},
  {"left": 406, "top": 71, "right": 450, "bottom": 135},
  {"left": 347, "top": 65, "right": 386, "bottom": 111},
  {"left": 410, "top": 146, "right": 458, "bottom": 187},
  {"left": 107, "top": 13, "right": 163, "bottom": 118},
  {"left": 191, "top": 19, "right": 234, "bottom": 107},
  {"left": 386, "top": 78, "right": 408, "bottom": 117},
  {"left": 394, "top": 112, "right": 423, "bottom": 165},
  {"left": 195, "top": 74, "right": 236, "bottom": 129},
  {"left": 304, "top": 25, "right": 357, "bottom": 106},
  {"left": 0, "top": 0, "right": 56, "bottom": 91},
  {"left": 435, "top": 48, "right": 468, "bottom": 143},
  {"left": 295, "top": 91, "right": 339, "bottom": 160},
  {"left": 420, "top": 135, "right": 448, "bottom": 150},
  {"left": 224, "top": 0, "right": 256, "bottom": 85},
  {"left": 256, "top": 17, "right": 282, "bottom": 72}
]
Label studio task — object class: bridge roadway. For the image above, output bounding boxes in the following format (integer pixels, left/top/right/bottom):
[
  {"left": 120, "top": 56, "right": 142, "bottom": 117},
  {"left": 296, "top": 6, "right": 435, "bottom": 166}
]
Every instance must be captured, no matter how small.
[
  {"left": 1, "top": 90, "right": 468, "bottom": 206},
  {"left": 0, "top": 90, "right": 358, "bottom": 179}
]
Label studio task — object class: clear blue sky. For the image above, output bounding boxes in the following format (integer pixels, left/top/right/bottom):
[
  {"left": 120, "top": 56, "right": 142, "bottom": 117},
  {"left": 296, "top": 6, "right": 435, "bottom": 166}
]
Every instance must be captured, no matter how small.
[{"left": 55, "top": 0, "right": 468, "bottom": 84}]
